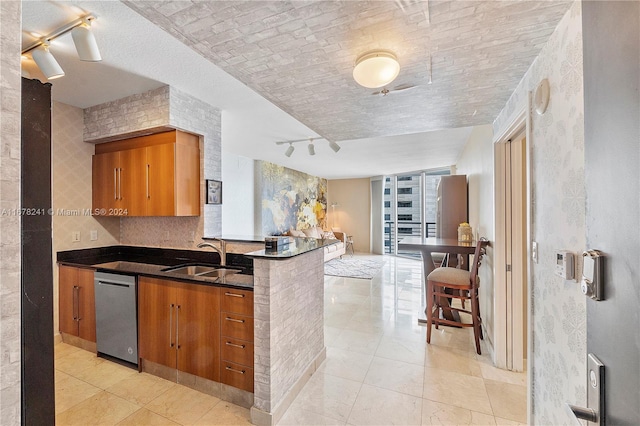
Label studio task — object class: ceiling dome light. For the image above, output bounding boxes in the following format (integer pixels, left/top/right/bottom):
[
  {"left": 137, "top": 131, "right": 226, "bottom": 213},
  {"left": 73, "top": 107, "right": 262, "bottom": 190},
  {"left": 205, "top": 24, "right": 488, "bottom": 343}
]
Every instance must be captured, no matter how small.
[
  {"left": 72, "top": 18, "right": 101, "bottom": 61},
  {"left": 31, "top": 41, "right": 64, "bottom": 80},
  {"left": 353, "top": 50, "right": 400, "bottom": 89}
]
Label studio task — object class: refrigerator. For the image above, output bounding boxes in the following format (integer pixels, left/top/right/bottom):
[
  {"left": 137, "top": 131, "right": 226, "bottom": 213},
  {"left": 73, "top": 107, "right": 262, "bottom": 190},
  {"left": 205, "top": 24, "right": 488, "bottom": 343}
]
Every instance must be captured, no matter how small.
[{"left": 436, "top": 175, "right": 468, "bottom": 239}]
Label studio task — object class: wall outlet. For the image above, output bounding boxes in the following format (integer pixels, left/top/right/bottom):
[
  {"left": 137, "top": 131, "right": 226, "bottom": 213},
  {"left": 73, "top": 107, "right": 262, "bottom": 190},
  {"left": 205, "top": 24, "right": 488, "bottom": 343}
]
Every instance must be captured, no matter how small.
[
  {"left": 532, "top": 241, "right": 538, "bottom": 263},
  {"left": 90, "top": 230, "right": 98, "bottom": 241},
  {"left": 72, "top": 231, "right": 81, "bottom": 242}
]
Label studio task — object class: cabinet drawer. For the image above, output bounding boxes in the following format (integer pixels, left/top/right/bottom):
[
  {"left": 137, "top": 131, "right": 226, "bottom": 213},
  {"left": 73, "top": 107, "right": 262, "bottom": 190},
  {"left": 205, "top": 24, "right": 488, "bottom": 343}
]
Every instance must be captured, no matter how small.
[
  {"left": 221, "top": 288, "right": 253, "bottom": 316},
  {"left": 221, "top": 337, "right": 253, "bottom": 367},
  {"left": 221, "top": 313, "right": 253, "bottom": 341},
  {"left": 221, "top": 360, "right": 254, "bottom": 393}
]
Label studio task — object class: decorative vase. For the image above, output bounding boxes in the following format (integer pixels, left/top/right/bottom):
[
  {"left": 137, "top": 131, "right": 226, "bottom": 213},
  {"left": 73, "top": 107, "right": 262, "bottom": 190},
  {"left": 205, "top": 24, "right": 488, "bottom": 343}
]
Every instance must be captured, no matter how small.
[{"left": 458, "top": 223, "right": 473, "bottom": 242}]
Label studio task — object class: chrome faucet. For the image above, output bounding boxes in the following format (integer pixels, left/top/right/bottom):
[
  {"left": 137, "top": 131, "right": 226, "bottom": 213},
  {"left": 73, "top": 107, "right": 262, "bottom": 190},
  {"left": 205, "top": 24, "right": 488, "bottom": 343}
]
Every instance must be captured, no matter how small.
[{"left": 197, "top": 238, "right": 226, "bottom": 266}]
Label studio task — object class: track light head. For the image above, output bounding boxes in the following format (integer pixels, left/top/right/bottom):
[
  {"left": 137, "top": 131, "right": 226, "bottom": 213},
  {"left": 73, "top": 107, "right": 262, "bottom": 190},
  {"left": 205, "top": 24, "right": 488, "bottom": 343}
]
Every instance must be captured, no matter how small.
[
  {"left": 285, "top": 144, "right": 295, "bottom": 157},
  {"left": 72, "top": 18, "right": 101, "bottom": 61},
  {"left": 308, "top": 141, "right": 315, "bottom": 156},
  {"left": 329, "top": 140, "right": 341, "bottom": 153},
  {"left": 31, "top": 41, "right": 65, "bottom": 80}
]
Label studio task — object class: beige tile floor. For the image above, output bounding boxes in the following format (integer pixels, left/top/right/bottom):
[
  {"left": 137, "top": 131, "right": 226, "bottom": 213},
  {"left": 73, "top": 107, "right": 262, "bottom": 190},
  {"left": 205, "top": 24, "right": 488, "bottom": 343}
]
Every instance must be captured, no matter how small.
[{"left": 55, "top": 255, "right": 527, "bottom": 425}]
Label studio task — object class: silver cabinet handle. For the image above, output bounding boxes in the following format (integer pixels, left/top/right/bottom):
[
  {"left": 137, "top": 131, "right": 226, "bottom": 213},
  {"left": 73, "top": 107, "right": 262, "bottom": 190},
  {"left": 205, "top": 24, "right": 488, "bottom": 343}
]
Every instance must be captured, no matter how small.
[
  {"left": 225, "top": 341, "right": 246, "bottom": 349},
  {"left": 118, "top": 168, "right": 122, "bottom": 200},
  {"left": 176, "top": 305, "right": 180, "bottom": 349},
  {"left": 225, "top": 317, "right": 245, "bottom": 323},
  {"left": 169, "top": 304, "right": 174, "bottom": 348},
  {"left": 113, "top": 168, "right": 117, "bottom": 200},
  {"left": 225, "top": 366, "right": 246, "bottom": 374},
  {"left": 224, "top": 292, "right": 244, "bottom": 298},
  {"left": 146, "top": 164, "right": 150, "bottom": 199},
  {"left": 72, "top": 286, "right": 79, "bottom": 321}
]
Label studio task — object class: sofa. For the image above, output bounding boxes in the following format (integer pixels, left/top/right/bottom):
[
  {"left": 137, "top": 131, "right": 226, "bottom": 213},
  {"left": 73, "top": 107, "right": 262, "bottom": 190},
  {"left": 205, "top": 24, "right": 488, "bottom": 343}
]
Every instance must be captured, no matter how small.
[{"left": 285, "top": 226, "right": 346, "bottom": 262}]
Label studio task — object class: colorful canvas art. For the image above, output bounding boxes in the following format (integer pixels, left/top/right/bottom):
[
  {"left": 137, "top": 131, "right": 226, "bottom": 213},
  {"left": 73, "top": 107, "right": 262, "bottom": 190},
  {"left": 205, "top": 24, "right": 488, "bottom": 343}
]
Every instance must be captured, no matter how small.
[{"left": 257, "top": 161, "right": 327, "bottom": 235}]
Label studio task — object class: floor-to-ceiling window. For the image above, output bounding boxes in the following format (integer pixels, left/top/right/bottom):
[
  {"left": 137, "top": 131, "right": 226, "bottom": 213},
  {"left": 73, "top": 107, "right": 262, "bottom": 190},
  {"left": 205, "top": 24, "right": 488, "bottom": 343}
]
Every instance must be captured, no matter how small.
[{"left": 384, "top": 169, "right": 450, "bottom": 257}]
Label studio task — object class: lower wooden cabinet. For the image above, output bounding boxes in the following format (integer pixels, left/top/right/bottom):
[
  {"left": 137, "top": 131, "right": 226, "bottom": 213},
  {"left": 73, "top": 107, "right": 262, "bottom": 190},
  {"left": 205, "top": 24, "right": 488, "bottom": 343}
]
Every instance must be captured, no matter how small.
[
  {"left": 138, "top": 277, "right": 254, "bottom": 392},
  {"left": 58, "top": 265, "right": 96, "bottom": 342},
  {"left": 220, "top": 360, "right": 254, "bottom": 392},
  {"left": 138, "top": 277, "right": 220, "bottom": 381},
  {"left": 220, "top": 288, "right": 254, "bottom": 392}
]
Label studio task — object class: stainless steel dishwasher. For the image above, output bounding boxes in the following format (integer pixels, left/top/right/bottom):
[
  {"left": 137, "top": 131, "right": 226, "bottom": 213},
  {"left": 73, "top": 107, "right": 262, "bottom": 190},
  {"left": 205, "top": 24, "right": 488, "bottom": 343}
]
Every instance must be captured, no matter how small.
[{"left": 94, "top": 272, "right": 138, "bottom": 366}]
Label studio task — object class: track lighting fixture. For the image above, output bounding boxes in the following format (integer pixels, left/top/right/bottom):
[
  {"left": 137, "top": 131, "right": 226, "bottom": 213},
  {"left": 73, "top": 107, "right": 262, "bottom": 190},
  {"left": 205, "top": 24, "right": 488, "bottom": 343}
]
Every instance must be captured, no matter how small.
[
  {"left": 71, "top": 18, "right": 102, "bottom": 61},
  {"left": 275, "top": 137, "right": 341, "bottom": 157},
  {"left": 22, "top": 14, "right": 101, "bottom": 80},
  {"left": 285, "top": 143, "right": 295, "bottom": 157},
  {"left": 31, "top": 41, "right": 65, "bottom": 80}
]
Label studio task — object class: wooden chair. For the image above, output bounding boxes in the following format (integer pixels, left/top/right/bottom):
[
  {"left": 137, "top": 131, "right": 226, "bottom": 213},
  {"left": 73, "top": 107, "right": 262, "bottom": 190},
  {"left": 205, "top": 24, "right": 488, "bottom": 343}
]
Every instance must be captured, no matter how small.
[{"left": 426, "top": 238, "right": 489, "bottom": 354}]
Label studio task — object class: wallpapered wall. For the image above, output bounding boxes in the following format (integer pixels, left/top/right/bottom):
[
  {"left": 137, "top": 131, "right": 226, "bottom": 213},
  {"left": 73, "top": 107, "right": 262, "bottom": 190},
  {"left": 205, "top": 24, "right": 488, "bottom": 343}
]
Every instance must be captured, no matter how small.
[
  {"left": 256, "top": 161, "right": 328, "bottom": 236},
  {"left": 493, "top": 2, "right": 586, "bottom": 423},
  {"left": 51, "top": 102, "right": 120, "bottom": 336}
]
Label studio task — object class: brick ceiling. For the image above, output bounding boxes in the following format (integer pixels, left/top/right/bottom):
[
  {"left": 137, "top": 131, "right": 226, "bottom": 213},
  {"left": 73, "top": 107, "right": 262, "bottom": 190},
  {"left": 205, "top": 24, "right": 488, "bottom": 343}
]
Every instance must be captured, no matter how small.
[{"left": 125, "top": 0, "right": 572, "bottom": 143}]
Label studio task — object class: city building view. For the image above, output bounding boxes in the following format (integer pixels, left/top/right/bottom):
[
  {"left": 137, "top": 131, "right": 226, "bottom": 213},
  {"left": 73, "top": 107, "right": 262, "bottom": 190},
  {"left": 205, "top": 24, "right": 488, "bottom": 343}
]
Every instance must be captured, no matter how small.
[{"left": 383, "top": 170, "right": 449, "bottom": 256}]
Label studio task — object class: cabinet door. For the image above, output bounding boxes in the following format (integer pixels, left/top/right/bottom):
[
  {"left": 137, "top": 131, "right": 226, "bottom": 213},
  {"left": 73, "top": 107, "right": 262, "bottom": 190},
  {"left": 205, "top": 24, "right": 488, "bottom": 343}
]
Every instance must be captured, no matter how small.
[
  {"left": 119, "top": 147, "right": 146, "bottom": 216},
  {"left": 175, "top": 143, "right": 200, "bottom": 216},
  {"left": 92, "top": 151, "right": 119, "bottom": 213},
  {"left": 138, "top": 277, "right": 177, "bottom": 369},
  {"left": 146, "top": 143, "right": 176, "bottom": 216},
  {"left": 176, "top": 283, "right": 220, "bottom": 381},
  {"left": 77, "top": 268, "right": 96, "bottom": 342},
  {"left": 58, "top": 266, "right": 79, "bottom": 336}
]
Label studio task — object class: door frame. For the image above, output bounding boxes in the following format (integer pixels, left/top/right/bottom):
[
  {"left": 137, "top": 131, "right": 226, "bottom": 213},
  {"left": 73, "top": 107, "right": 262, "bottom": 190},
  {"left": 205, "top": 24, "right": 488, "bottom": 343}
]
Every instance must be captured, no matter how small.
[{"left": 492, "top": 94, "right": 532, "bottom": 392}]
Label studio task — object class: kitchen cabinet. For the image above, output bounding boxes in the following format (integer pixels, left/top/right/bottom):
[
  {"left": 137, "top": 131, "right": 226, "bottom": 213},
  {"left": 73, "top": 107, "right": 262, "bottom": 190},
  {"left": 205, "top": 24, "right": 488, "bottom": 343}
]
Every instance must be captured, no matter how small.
[
  {"left": 138, "top": 277, "right": 220, "bottom": 381},
  {"left": 92, "top": 130, "right": 200, "bottom": 216},
  {"left": 58, "top": 265, "right": 96, "bottom": 342},
  {"left": 220, "top": 288, "right": 254, "bottom": 392}
]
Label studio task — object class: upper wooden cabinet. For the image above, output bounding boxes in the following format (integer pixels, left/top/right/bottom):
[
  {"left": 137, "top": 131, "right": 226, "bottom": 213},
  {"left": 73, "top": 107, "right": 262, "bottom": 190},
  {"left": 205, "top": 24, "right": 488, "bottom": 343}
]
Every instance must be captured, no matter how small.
[{"left": 92, "top": 130, "right": 200, "bottom": 216}]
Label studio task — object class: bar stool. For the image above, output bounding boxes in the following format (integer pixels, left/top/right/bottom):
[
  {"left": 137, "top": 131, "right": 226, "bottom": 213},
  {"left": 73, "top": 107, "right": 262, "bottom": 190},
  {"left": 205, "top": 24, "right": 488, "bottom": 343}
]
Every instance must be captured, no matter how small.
[{"left": 426, "top": 238, "right": 489, "bottom": 354}]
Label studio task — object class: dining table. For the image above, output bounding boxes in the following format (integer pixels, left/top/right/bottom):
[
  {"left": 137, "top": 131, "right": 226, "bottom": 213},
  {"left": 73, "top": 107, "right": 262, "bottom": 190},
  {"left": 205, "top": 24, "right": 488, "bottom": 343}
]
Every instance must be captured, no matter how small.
[{"left": 398, "top": 236, "right": 478, "bottom": 324}]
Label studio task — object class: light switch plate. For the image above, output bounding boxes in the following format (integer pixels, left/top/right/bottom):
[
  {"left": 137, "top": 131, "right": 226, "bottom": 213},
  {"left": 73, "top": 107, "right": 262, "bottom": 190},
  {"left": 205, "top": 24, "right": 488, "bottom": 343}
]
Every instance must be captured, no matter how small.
[
  {"left": 90, "top": 230, "right": 98, "bottom": 241},
  {"left": 72, "top": 231, "right": 81, "bottom": 242},
  {"left": 532, "top": 241, "right": 538, "bottom": 263}
]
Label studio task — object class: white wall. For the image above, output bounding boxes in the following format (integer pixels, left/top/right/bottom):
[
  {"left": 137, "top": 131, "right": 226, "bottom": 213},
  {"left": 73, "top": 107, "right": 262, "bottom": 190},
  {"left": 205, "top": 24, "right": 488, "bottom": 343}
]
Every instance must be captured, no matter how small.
[
  {"left": 493, "top": 2, "right": 586, "bottom": 423},
  {"left": 221, "top": 153, "right": 255, "bottom": 236},
  {"left": 327, "top": 178, "right": 371, "bottom": 253},
  {"left": 455, "top": 124, "right": 495, "bottom": 347}
]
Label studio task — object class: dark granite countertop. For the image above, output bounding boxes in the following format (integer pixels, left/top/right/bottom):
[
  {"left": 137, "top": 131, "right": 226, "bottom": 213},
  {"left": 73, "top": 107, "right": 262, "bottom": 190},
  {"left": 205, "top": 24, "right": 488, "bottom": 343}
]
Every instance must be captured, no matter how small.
[{"left": 57, "top": 245, "right": 254, "bottom": 290}]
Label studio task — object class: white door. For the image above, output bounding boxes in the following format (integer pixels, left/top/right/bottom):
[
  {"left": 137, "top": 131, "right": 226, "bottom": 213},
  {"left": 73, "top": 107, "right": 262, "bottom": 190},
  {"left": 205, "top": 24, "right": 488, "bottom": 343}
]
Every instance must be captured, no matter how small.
[{"left": 494, "top": 129, "right": 527, "bottom": 372}]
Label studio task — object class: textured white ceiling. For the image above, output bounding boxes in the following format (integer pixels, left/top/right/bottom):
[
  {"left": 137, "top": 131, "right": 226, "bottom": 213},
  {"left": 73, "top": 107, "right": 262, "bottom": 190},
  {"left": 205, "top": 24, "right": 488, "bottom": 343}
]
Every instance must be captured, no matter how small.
[{"left": 21, "top": 1, "right": 571, "bottom": 179}]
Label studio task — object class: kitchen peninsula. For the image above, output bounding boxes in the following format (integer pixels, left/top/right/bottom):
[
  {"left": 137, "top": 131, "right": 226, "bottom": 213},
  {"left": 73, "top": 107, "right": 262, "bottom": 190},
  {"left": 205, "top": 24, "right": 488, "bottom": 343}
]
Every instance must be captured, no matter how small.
[{"left": 57, "top": 236, "right": 329, "bottom": 426}]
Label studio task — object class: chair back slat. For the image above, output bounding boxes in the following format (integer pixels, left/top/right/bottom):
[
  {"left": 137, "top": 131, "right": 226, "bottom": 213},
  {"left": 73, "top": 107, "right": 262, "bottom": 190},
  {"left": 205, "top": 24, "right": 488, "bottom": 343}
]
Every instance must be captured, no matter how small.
[{"left": 469, "top": 237, "right": 489, "bottom": 287}]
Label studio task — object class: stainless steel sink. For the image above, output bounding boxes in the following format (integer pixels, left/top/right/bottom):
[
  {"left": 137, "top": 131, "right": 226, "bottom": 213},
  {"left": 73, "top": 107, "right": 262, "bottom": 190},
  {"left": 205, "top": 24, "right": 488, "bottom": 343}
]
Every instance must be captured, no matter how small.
[
  {"left": 161, "top": 264, "right": 241, "bottom": 278},
  {"left": 198, "top": 268, "right": 241, "bottom": 278},
  {"left": 162, "top": 265, "right": 218, "bottom": 275}
]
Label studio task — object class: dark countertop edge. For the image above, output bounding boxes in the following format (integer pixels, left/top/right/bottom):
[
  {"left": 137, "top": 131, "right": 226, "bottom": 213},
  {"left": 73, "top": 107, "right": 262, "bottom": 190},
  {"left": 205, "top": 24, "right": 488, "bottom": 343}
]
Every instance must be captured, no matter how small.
[{"left": 245, "top": 238, "right": 340, "bottom": 259}]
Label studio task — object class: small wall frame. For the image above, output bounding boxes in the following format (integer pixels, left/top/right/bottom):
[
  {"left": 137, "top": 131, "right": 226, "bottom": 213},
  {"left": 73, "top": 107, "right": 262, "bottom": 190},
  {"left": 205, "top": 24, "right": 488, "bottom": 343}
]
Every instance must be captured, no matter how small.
[{"left": 206, "top": 179, "right": 222, "bottom": 204}]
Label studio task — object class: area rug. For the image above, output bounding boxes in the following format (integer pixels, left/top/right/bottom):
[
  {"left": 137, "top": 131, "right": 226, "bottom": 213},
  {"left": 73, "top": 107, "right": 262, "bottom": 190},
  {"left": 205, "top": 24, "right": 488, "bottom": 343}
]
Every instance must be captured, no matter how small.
[{"left": 324, "top": 258, "right": 385, "bottom": 279}]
